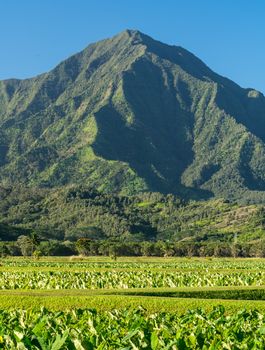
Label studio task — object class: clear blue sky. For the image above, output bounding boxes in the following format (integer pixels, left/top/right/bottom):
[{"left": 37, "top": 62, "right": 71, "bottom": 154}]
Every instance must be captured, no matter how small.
[{"left": 0, "top": 0, "right": 264, "bottom": 93}]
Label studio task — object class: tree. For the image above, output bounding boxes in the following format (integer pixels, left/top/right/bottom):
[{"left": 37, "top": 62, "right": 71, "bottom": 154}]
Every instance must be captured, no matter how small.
[
  {"left": 141, "top": 242, "right": 156, "bottom": 256},
  {"left": 17, "top": 232, "right": 40, "bottom": 256},
  {"left": 66, "top": 227, "right": 105, "bottom": 241},
  {"left": 76, "top": 238, "right": 99, "bottom": 256},
  {"left": 6, "top": 242, "right": 20, "bottom": 256},
  {"left": 30, "top": 232, "right": 40, "bottom": 247},
  {"left": 17, "top": 235, "right": 34, "bottom": 256},
  {"left": 0, "top": 243, "right": 9, "bottom": 257}
]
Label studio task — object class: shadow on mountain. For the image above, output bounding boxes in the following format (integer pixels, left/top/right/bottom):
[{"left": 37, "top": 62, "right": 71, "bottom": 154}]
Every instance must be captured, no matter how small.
[
  {"left": 215, "top": 84, "right": 265, "bottom": 144},
  {"left": 92, "top": 58, "right": 213, "bottom": 200}
]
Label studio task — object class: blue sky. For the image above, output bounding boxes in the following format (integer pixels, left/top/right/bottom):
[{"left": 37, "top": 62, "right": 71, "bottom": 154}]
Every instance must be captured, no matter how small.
[{"left": 0, "top": 0, "right": 264, "bottom": 93}]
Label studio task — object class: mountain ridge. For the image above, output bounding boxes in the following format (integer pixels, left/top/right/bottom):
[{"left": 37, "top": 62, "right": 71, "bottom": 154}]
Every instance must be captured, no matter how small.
[{"left": 1, "top": 30, "right": 265, "bottom": 202}]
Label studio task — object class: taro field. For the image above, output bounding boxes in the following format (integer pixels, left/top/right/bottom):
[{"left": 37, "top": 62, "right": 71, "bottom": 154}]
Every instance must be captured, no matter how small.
[{"left": 1, "top": 257, "right": 265, "bottom": 349}]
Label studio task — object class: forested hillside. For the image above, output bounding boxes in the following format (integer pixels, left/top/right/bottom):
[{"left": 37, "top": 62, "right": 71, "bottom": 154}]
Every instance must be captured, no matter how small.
[
  {"left": 1, "top": 185, "right": 264, "bottom": 244},
  {"left": 1, "top": 30, "right": 265, "bottom": 202}
]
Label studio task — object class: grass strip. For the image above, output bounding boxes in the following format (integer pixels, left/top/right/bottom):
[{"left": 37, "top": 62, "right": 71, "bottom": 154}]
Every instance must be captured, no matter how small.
[
  {"left": 1, "top": 294, "right": 265, "bottom": 314},
  {"left": 1, "top": 285, "right": 265, "bottom": 297}
]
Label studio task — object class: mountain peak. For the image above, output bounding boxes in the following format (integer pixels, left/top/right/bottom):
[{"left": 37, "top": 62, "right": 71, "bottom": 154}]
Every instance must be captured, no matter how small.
[
  {"left": 114, "top": 29, "right": 163, "bottom": 48},
  {"left": 119, "top": 29, "right": 148, "bottom": 39},
  {"left": 123, "top": 29, "right": 144, "bottom": 36},
  {"left": 1, "top": 31, "right": 265, "bottom": 203}
]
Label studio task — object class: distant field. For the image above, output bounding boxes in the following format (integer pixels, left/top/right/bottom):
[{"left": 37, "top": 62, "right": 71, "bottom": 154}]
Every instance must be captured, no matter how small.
[{"left": 1, "top": 257, "right": 265, "bottom": 348}]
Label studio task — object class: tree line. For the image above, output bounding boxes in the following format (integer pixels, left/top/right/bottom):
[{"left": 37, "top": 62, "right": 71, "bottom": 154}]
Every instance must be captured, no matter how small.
[{"left": 2, "top": 236, "right": 265, "bottom": 258}]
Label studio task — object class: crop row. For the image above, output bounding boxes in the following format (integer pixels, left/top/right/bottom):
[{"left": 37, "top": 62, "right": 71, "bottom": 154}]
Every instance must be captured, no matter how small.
[
  {"left": 3, "top": 259, "right": 265, "bottom": 270},
  {"left": 0, "top": 270, "right": 265, "bottom": 289},
  {"left": 0, "top": 306, "right": 264, "bottom": 349}
]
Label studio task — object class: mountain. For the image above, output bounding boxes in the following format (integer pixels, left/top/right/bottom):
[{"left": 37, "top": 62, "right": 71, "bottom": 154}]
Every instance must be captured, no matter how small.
[{"left": 1, "top": 29, "right": 265, "bottom": 202}]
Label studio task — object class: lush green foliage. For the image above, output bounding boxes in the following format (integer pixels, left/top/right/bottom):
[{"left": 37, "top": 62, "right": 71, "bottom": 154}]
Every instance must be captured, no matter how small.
[
  {"left": 1, "top": 306, "right": 265, "bottom": 349},
  {"left": 2, "top": 30, "right": 265, "bottom": 248},
  {"left": 1, "top": 185, "right": 265, "bottom": 246},
  {"left": 1, "top": 257, "right": 265, "bottom": 348},
  {"left": 1, "top": 269, "right": 265, "bottom": 289},
  {"left": 1, "top": 30, "right": 265, "bottom": 202},
  {"left": 2, "top": 258, "right": 265, "bottom": 290},
  {"left": 4, "top": 256, "right": 265, "bottom": 270}
]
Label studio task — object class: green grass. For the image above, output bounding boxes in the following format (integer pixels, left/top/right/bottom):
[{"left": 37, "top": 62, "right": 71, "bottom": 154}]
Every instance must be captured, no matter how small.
[
  {"left": 1, "top": 291, "right": 265, "bottom": 314},
  {"left": 1, "top": 284, "right": 265, "bottom": 313},
  {"left": 2, "top": 285, "right": 265, "bottom": 298},
  {"left": 111, "top": 286, "right": 265, "bottom": 300}
]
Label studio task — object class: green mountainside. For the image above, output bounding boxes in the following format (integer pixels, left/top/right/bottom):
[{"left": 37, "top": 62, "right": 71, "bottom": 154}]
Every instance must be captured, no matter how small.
[
  {"left": 1, "top": 30, "right": 265, "bottom": 245},
  {"left": 1, "top": 30, "right": 265, "bottom": 202}
]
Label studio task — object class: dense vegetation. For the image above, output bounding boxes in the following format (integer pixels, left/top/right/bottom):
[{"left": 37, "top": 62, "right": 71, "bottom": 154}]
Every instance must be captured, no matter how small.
[
  {"left": 2, "top": 269, "right": 265, "bottom": 289},
  {"left": 1, "top": 30, "right": 265, "bottom": 203},
  {"left": 1, "top": 30, "right": 265, "bottom": 248},
  {"left": 1, "top": 306, "right": 265, "bottom": 349},
  {"left": 2, "top": 257, "right": 265, "bottom": 348},
  {"left": 1, "top": 185, "right": 265, "bottom": 256},
  {"left": 2, "top": 29, "right": 265, "bottom": 348}
]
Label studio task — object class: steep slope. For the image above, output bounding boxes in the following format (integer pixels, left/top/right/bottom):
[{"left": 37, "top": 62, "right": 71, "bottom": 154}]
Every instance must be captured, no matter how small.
[{"left": 1, "top": 30, "right": 265, "bottom": 202}]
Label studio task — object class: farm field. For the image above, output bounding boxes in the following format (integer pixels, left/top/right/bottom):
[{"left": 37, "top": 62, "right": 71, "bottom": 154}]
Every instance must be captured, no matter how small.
[{"left": 1, "top": 257, "right": 265, "bottom": 348}]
